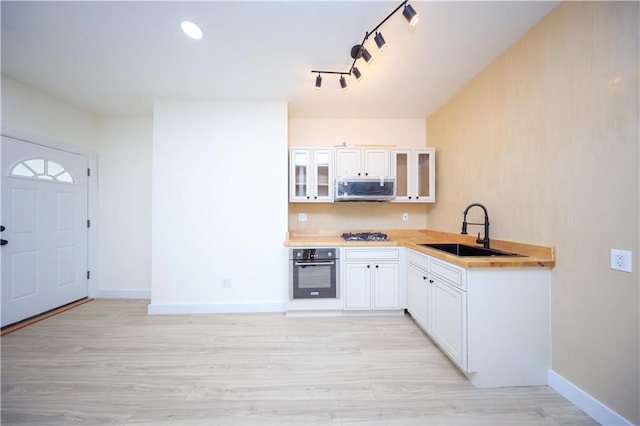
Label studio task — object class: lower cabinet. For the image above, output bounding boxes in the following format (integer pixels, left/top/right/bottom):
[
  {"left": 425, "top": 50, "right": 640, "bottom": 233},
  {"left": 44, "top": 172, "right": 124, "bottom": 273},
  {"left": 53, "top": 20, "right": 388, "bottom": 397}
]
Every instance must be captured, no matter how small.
[
  {"left": 406, "top": 248, "right": 550, "bottom": 388},
  {"left": 343, "top": 248, "right": 401, "bottom": 310},
  {"left": 431, "top": 276, "right": 467, "bottom": 369},
  {"left": 407, "top": 257, "right": 430, "bottom": 331}
]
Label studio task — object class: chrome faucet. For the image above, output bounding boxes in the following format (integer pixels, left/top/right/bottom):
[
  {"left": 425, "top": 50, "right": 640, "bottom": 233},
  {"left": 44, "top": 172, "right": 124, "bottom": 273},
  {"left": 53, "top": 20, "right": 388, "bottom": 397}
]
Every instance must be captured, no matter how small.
[{"left": 461, "top": 203, "right": 490, "bottom": 249}]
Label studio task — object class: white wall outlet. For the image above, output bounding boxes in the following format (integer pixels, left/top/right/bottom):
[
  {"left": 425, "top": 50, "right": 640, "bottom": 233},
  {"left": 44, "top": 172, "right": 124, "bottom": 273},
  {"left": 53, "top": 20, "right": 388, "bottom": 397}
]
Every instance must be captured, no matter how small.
[
  {"left": 222, "top": 278, "right": 232, "bottom": 288},
  {"left": 610, "top": 249, "right": 632, "bottom": 273},
  {"left": 402, "top": 213, "right": 409, "bottom": 221},
  {"left": 298, "top": 213, "right": 307, "bottom": 222}
]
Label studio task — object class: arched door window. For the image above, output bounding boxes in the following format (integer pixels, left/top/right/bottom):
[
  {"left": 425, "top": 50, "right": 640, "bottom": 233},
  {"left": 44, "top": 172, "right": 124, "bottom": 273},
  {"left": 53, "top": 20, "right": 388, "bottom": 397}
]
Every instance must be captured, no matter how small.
[{"left": 10, "top": 158, "right": 74, "bottom": 183}]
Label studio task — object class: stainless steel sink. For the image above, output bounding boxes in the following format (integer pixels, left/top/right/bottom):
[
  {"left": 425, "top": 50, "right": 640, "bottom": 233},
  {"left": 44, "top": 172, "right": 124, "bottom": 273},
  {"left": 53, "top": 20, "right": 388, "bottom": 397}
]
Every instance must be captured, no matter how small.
[{"left": 418, "top": 243, "right": 523, "bottom": 257}]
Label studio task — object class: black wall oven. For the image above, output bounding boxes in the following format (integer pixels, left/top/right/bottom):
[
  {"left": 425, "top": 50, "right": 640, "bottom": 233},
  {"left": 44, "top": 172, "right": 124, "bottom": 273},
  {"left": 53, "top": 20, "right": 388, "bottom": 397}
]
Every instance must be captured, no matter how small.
[{"left": 289, "top": 248, "right": 339, "bottom": 299}]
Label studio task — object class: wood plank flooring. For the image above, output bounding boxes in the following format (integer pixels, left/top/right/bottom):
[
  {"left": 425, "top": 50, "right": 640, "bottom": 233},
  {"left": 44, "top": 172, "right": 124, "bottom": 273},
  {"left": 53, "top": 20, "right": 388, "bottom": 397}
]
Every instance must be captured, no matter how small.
[{"left": 1, "top": 299, "right": 596, "bottom": 425}]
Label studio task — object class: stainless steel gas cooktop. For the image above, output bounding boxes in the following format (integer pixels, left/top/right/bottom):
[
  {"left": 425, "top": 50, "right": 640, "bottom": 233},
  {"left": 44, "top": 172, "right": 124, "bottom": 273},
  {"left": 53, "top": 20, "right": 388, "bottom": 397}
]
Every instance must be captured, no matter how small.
[{"left": 341, "top": 232, "right": 390, "bottom": 242}]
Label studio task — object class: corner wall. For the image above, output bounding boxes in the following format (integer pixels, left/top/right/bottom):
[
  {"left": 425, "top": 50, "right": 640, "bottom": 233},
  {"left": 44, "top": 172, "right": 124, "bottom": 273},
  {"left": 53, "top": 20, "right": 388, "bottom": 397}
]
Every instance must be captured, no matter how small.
[
  {"left": 150, "top": 100, "right": 288, "bottom": 312},
  {"left": 426, "top": 3, "right": 639, "bottom": 423}
]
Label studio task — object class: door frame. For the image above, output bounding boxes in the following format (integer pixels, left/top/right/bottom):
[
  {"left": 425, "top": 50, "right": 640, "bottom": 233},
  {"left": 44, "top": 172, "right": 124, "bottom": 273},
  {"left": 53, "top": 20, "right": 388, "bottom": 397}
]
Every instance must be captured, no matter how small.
[{"left": 1, "top": 131, "right": 99, "bottom": 298}]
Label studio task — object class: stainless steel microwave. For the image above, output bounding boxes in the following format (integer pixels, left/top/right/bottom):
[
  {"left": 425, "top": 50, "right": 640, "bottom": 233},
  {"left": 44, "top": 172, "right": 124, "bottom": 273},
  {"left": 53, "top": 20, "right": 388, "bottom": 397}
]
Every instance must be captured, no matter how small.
[{"left": 334, "top": 178, "right": 396, "bottom": 201}]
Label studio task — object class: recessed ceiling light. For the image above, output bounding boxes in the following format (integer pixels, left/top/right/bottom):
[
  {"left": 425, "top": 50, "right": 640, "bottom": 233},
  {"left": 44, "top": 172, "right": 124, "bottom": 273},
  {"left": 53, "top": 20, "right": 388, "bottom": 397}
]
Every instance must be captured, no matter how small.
[{"left": 181, "top": 21, "right": 203, "bottom": 40}]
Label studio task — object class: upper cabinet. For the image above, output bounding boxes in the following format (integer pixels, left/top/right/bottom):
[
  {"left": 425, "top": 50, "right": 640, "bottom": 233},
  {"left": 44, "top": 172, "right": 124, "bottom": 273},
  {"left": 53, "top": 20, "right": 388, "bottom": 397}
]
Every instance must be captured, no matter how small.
[
  {"left": 335, "top": 148, "right": 391, "bottom": 178},
  {"left": 392, "top": 148, "right": 436, "bottom": 203},
  {"left": 290, "top": 149, "right": 333, "bottom": 202}
]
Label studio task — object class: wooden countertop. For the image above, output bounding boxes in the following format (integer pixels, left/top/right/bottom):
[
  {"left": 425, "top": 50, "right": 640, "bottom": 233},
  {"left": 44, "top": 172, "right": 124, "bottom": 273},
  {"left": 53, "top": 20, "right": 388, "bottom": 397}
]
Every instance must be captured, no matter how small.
[{"left": 284, "top": 229, "right": 555, "bottom": 268}]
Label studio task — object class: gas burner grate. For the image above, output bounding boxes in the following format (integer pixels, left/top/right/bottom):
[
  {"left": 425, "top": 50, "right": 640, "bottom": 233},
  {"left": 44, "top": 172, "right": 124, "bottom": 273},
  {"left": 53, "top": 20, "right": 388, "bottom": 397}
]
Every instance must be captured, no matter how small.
[{"left": 341, "top": 232, "right": 390, "bottom": 242}]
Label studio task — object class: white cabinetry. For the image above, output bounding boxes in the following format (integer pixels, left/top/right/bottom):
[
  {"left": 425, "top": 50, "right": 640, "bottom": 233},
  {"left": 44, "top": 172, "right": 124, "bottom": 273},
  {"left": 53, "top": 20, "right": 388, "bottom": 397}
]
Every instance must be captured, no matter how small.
[
  {"left": 343, "top": 248, "right": 402, "bottom": 311},
  {"left": 431, "top": 274, "right": 467, "bottom": 368},
  {"left": 392, "top": 148, "right": 435, "bottom": 202},
  {"left": 335, "top": 148, "right": 390, "bottom": 178},
  {"left": 406, "top": 249, "right": 550, "bottom": 388},
  {"left": 290, "top": 149, "right": 333, "bottom": 202},
  {"left": 407, "top": 251, "right": 430, "bottom": 331}
]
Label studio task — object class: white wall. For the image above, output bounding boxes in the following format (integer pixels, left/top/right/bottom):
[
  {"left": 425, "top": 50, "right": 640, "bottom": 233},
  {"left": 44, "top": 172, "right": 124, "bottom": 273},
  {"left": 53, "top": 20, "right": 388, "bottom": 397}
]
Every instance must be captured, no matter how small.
[
  {"left": 289, "top": 118, "right": 427, "bottom": 149},
  {"left": 1, "top": 75, "right": 98, "bottom": 151},
  {"left": 149, "top": 100, "right": 288, "bottom": 313},
  {"left": 96, "top": 116, "right": 153, "bottom": 297}
]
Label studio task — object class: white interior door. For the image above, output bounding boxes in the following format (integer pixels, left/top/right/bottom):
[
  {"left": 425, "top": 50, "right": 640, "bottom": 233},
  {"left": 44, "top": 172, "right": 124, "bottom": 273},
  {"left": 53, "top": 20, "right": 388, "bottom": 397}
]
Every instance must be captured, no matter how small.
[{"left": 1, "top": 136, "right": 88, "bottom": 327}]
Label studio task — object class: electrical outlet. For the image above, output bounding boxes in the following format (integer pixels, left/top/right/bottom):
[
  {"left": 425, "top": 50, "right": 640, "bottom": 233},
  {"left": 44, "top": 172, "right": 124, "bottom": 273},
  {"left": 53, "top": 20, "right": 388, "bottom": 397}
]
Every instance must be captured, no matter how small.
[
  {"left": 610, "top": 249, "right": 632, "bottom": 273},
  {"left": 402, "top": 213, "right": 409, "bottom": 221},
  {"left": 298, "top": 213, "right": 307, "bottom": 222},
  {"left": 222, "top": 278, "right": 232, "bottom": 288}
]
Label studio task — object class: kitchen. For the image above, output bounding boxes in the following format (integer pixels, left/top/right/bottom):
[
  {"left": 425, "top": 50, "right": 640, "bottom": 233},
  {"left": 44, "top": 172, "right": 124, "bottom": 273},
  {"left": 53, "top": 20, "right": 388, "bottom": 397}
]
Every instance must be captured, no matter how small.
[{"left": 1, "top": 1, "right": 638, "bottom": 425}]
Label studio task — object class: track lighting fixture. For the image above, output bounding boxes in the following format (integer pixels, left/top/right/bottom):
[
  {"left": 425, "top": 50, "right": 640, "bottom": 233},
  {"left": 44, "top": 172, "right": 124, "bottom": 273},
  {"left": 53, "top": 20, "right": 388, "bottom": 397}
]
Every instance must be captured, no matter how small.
[
  {"left": 350, "top": 45, "right": 373, "bottom": 64},
  {"left": 310, "top": 0, "right": 419, "bottom": 89},
  {"left": 352, "top": 67, "right": 363, "bottom": 81},
  {"left": 402, "top": 4, "right": 420, "bottom": 27},
  {"left": 339, "top": 76, "right": 347, "bottom": 90},
  {"left": 374, "top": 32, "right": 387, "bottom": 51}
]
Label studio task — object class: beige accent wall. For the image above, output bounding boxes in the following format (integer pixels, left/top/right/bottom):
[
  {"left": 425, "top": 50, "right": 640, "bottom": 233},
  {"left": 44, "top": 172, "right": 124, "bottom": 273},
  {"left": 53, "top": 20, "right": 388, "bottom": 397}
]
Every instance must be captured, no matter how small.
[
  {"left": 426, "top": 2, "right": 639, "bottom": 423},
  {"left": 288, "top": 118, "right": 429, "bottom": 231}
]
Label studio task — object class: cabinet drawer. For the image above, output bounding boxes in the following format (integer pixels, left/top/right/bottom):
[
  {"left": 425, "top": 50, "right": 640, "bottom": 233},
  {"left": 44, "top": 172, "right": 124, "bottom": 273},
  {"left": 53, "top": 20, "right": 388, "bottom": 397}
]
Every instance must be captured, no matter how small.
[
  {"left": 430, "top": 257, "right": 466, "bottom": 290},
  {"left": 344, "top": 248, "right": 400, "bottom": 260},
  {"left": 408, "top": 249, "right": 430, "bottom": 269}
]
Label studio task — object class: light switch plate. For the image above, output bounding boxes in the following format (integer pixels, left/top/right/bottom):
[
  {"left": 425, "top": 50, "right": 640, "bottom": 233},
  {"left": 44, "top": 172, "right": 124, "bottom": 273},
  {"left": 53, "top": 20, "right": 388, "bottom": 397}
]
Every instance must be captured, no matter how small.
[
  {"left": 298, "top": 213, "right": 307, "bottom": 222},
  {"left": 610, "top": 249, "right": 632, "bottom": 273}
]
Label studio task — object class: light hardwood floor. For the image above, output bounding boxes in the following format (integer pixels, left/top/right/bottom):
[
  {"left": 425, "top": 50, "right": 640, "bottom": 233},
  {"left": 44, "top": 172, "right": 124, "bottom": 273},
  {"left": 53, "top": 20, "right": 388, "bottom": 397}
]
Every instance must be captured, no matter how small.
[{"left": 1, "top": 299, "right": 596, "bottom": 425}]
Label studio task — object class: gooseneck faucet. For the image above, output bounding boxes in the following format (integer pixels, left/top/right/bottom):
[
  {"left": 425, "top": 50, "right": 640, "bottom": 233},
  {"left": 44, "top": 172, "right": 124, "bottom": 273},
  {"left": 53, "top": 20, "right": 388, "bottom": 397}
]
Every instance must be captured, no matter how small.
[{"left": 461, "top": 203, "right": 490, "bottom": 249}]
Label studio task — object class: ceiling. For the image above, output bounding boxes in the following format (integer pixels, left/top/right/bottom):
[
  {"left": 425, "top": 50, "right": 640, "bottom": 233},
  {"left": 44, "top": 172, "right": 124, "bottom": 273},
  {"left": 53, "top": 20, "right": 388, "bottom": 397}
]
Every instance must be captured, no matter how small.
[{"left": 1, "top": 1, "right": 560, "bottom": 119}]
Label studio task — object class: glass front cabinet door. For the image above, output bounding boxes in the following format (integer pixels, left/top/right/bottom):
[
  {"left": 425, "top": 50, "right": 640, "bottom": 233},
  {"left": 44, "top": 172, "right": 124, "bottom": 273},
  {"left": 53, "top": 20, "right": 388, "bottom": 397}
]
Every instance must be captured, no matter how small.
[
  {"left": 392, "top": 148, "right": 436, "bottom": 203},
  {"left": 290, "top": 149, "right": 333, "bottom": 202}
]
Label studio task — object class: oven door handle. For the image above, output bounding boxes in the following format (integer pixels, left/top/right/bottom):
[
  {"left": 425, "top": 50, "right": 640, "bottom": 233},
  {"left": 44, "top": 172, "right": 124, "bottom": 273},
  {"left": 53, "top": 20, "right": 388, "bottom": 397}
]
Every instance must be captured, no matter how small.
[{"left": 294, "top": 261, "right": 335, "bottom": 266}]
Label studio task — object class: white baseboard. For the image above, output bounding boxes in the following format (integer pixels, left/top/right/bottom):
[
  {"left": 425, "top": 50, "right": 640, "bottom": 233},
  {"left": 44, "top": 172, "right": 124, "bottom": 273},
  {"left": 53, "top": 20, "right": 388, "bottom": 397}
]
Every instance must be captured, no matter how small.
[
  {"left": 96, "top": 290, "right": 151, "bottom": 299},
  {"left": 147, "top": 302, "right": 285, "bottom": 315},
  {"left": 548, "top": 370, "right": 632, "bottom": 426}
]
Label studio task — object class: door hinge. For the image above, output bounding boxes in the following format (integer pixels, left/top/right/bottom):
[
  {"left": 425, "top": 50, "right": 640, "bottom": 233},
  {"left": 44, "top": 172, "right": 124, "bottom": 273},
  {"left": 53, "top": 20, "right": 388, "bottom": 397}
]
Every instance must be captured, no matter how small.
[
  {"left": 87, "top": 168, "right": 91, "bottom": 177},
  {"left": 87, "top": 219, "right": 91, "bottom": 228},
  {"left": 87, "top": 271, "right": 91, "bottom": 279}
]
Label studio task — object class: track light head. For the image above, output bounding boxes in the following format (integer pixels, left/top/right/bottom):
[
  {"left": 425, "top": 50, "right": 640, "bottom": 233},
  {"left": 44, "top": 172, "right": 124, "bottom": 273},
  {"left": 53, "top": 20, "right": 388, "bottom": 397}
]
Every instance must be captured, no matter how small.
[
  {"left": 403, "top": 4, "right": 419, "bottom": 27},
  {"left": 374, "top": 32, "right": 387, "bottom": 51},
  {"left": 361, "top": 47, "right": 373, "bottom": 64},
  {"left": 315, "top": 74, "right": 322, "bottom": 89},
  {"left": 352, "top": 67, "right": 362, "bottom": 81},
  {"left": 350, "top": 45, "right": 373, "bottom": 64},
  {"left": 339, "top": 75, "right": 347, "bottom": 90}
]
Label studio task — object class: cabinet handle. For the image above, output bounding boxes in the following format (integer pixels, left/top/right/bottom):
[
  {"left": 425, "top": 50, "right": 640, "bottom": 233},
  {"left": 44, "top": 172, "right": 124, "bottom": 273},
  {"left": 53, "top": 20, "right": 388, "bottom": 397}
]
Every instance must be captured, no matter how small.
[
  {"left": 306, "top": 196, "right": 310, "bottom": 199},
  {"left": 409, "top": 196, "right": 412, "bottom": 199},
  {"left": 367, "top": 265, "right": 370, "bottom": 268},
  {"left": 358, "top": 172, "right": 361, "bottom": 176},
  {"left": 422, "top": 276, "right": 427, "bottom": 280},
  {"left": 314, "top": 196, "right": 317, "bottom": 199},
  {"left": 365, "top": 172, "right": 368, "bottom": 176},
  {"left": 429, "top": 279, "right": 434, "bottom": 283},
  {"left": 416, "top": 196, "right": 420, "bottom": 199},
  {"left": 375, "top": 265, "right": 379, "bottom": 268}
]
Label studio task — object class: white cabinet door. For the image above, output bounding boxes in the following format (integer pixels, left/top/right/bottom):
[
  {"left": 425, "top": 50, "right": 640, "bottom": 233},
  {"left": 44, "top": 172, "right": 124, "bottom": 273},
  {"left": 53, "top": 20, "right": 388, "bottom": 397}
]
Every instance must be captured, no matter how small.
[
  {"left": 344, "top": 262, "right": 372, "bottom": 309},
  {"left": 363, "top": 148, "right": 390, "bottom": 177},
  {"left": 431, "top": 277, "right": 467, "bottom": 370},
  {"left": 290, "top": 148, "right": 333, "bottom": 202},
  {"left": 373, "top": 263, "right": 400, "bottom": 308},
  {"left": 335, "top": 148, "right": 361, "bottom": 178},
  {"left": 407, "top": 263, "right": 430, "bottom": 331},
  {"left": 392, "top": 148, "right": 435, "bottom": 203},
  {"left": 335, "top": 148, "right": 390, "bottom": 178}
]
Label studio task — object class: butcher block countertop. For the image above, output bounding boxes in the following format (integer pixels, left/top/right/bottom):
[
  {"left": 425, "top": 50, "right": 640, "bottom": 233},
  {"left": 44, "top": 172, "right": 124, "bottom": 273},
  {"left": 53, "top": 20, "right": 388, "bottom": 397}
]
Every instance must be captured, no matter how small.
[{"left": 284, "top": 229, "right": 555, "bottom": 268}]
